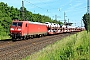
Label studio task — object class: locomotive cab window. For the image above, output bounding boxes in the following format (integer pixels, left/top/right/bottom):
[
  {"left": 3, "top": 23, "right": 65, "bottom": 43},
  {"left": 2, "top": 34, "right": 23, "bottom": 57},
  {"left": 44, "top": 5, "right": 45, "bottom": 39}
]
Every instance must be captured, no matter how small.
[
  {"left": 12, "top": 22, "right": 17, "bottom": 26},
  {"left": 12, "top": 22, "right": 22, "bottom": 27},
  {"left": 18, "top": 22, "right": 22, "bottom": 27}
]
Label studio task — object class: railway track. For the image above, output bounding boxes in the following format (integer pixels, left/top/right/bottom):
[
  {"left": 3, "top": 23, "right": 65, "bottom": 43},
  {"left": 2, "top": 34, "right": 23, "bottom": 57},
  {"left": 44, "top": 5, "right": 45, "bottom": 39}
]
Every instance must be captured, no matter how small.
[{"left": 0, "top": 32, "right": 76, "bottom": 60}]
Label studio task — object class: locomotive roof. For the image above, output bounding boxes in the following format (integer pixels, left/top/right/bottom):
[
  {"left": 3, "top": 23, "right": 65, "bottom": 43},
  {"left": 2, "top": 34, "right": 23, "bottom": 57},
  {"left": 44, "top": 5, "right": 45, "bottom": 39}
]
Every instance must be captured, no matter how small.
[
  {"left": 13, "top": 20, "right": 29, "bottom": 22},
  {"left": 12, "top": 20, "right": 46, "bottom": 25}
]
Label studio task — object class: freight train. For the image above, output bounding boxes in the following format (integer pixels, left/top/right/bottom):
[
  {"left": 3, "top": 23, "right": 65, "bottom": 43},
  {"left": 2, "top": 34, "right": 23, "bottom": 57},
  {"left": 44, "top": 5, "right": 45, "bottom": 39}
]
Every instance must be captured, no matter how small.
[{"left": 9, "top": 20, "right": 85, "bottom": 41}]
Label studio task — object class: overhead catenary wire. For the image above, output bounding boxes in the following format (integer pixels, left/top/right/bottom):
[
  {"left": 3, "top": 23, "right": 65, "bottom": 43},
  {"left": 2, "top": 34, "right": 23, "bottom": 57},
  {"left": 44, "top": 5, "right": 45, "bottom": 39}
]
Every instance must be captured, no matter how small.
[
  {"left": 24, "top": 0, "right": 43, "bottom": 10},
  {"left": 24, "top": 0, "right": 48, "bottom": 11},
  {"left": 24, "top": 0, "right": 59, "bottom": 15}
]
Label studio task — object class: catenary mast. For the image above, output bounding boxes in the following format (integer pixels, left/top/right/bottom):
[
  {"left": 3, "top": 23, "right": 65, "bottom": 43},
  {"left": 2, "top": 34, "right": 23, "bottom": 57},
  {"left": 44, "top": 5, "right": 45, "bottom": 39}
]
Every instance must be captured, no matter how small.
[
  {"left": 87, "top": 0, "right": 90, "bottom": 14},
  {"left": 22, "top": 0, "right": 24, "bottom": 20}
]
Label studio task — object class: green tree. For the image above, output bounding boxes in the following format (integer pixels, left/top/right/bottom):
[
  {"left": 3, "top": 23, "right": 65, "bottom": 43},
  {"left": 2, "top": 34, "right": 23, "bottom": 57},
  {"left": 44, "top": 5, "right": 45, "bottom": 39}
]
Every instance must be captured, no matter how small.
[{"left": 82, "top": 13, "right": 90, "bottom": 32}]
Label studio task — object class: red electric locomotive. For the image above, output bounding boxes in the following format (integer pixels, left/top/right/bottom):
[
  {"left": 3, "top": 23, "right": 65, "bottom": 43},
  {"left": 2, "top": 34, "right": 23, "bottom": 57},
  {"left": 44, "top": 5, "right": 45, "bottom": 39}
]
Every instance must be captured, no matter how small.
[{"left": 9, "top": 20, "right": 48, "bottom": 41}]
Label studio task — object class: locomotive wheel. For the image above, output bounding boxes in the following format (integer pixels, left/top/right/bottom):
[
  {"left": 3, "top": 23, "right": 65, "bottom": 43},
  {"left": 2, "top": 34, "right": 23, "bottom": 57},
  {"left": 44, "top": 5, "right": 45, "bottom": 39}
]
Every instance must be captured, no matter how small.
[
  {"left": 12, "top": 37, "right": 16, "bottom": 42},
  {"left": 22, "top": 36, "right": 26, "bottom": 40},
  {"left": 31, "top": 35, "right": 33, "bottom": 39},
  {"left": 20, "top": 37, "right": 23, "bottom": 40},
  {"left": 37, "top": 35, "right": 40, "bottom": 38},
  {"left": 26, "top": 36, "right": 29, "bottom": 40},
  {"left": 40, "top": 34, "right": 42, "bottom": 37}
]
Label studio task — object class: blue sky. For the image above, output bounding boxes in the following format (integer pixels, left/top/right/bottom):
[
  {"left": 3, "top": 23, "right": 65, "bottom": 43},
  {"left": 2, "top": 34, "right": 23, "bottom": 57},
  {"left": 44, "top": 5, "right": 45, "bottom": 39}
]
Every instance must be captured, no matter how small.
[{"left": 1, "top": 0, "right": 88, "bottom": 26}]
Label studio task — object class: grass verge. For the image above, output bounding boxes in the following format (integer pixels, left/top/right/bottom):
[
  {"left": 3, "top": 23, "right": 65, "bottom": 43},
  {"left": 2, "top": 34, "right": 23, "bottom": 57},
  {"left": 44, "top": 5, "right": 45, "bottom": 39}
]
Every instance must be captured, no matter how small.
[
  {"left": 23, "top": 31, "right": 90, "bottom": 60},
  {"left": 0, "top": 35, "right": 10, "bottom": 40}
]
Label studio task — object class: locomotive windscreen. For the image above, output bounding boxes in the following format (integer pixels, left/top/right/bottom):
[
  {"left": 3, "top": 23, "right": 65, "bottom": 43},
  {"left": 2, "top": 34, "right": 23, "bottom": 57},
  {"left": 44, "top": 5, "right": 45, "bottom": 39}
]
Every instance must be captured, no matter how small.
[{"left": 12, "top": 22, "right": 22, "bottom": 27}]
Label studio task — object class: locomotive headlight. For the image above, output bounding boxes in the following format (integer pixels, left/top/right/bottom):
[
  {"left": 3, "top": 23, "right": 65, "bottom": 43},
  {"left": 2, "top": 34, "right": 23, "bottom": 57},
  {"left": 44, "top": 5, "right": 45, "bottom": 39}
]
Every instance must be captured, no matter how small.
[
  {"left": 18, "top": 28, "right": 21, "bottom": 31},
  {"left": 10, "top": 28, "right": 14, "bottom": 30}
]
